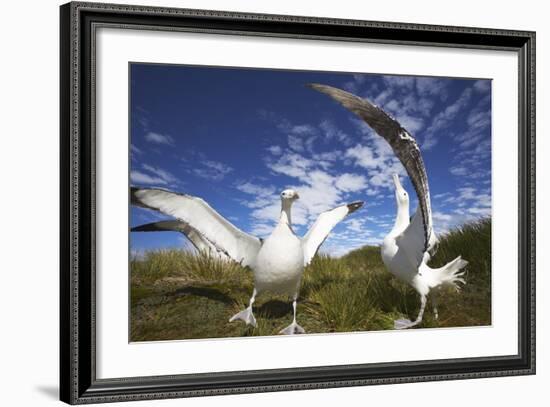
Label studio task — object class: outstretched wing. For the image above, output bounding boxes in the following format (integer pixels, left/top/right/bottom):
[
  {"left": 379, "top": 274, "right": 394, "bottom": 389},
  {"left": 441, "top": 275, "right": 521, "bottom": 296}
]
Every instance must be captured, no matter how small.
[
  {"left": 302, "top": 202, "right": 364, "bottom": 266},
  {"left": 131, "top": 220, "right": 230, "bottom": 260},
  {"left": 308, "top": 83, "right": 435, "bottom": 259},
  {"left": 131, "top": 187, "right": 262, "bottom": 267}
]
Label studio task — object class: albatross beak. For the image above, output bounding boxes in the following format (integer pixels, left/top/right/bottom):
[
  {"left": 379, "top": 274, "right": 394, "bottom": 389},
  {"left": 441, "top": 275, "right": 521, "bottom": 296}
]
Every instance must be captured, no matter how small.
[{"left": 392, "top": 173, "right": 402, "bottom": 189}]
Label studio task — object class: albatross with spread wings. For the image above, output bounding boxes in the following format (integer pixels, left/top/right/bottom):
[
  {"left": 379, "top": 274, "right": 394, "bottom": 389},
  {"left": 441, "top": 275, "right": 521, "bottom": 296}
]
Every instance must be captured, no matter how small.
[
  {"left": 131, "top": 187, "right": 363, "bottom": 334},
  {"left": 309, "top": 83, "right": 468, "bottom": 329}
]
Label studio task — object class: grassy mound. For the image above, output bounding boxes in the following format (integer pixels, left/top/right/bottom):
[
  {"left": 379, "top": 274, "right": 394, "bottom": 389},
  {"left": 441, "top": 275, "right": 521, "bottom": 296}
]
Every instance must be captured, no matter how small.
[{"left": 130, "top": 218, "right": 491, "bottom": 341}]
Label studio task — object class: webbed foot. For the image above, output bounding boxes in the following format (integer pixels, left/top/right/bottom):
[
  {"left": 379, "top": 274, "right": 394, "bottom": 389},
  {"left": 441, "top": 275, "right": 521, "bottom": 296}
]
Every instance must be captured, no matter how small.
[
  {"left": 229, "top": 307, "right": 257, "bottom": 327},
  {"left": 279, "top": 322, "right": 305, "bottom": 335},
  {"left": 394, "top": 318, "right": 415, "bottom": 330}
]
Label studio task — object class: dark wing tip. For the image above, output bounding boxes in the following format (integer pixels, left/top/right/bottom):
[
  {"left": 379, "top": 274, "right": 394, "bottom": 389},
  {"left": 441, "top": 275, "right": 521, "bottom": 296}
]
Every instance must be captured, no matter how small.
[
  {"left": 130, "top": 186, "right": 142, "bottom": 206},
  {"left": 131, "top": 222, "right": 161, "bottom": 232},
  {"left": 347, "top": 201, "right": 364, "bottom": 214},
  {"left": 131, "top": 224, "right": 147, "bottom": 232}
]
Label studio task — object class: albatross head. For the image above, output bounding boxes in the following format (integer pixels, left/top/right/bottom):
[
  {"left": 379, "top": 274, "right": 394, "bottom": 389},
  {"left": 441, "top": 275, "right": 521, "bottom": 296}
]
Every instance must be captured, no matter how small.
[
  {"left": 393, "top": 174, "right": 409, "bottom": 207},
  {"left": 280, "top": 189, "right": 300, "bottom": 203}
]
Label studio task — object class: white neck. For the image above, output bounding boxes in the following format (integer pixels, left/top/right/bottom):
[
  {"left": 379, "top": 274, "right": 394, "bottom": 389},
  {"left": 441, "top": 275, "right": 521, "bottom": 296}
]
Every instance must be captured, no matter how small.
[
  {"left": 279, "top": 200, "right": 293, "bottom": 227},
  {"left": 390, "top": 200, "right": 409, "bottom": 237}
]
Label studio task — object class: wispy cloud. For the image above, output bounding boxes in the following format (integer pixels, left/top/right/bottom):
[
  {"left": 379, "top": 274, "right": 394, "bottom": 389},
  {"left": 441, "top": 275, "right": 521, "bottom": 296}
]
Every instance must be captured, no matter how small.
[
  {"left": 130, "top": 144, "right": 142, "bottom": 161},
  {"left": 334, "top": 173, "right": 368, "bottom": 192},
  {"left": 416, "top": 77, "right": 449, "bottom": 101},
  {"left": 130, "top": 163, "right": 178, "bottom": 186},
  {"left": 422, "top": 87, "right": 473, "bottom": 150},
  {"left": 473, "top": 79, "right": 491, "bottom": 93},
  {"left": 267, "top": 145, "right": 283, "bottom": 155},
  {"left": 319, "top": 120, "right": 352, "bottom": 145},
  {"left": 144, "top": 131, "right": 175, "bottom": 146},
  {"left": 193, "top": 160, "right": 233, "bottom": 181},
  {"left": 239, "top": 145, "right": 371, "bottom": 242},
  {"left": 130, "top": 170, "right": 168, "bottom": 185}
]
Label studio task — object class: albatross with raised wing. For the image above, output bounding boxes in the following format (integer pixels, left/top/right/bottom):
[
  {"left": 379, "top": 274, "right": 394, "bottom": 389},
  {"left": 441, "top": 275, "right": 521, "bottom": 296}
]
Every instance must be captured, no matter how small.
[
  {"left": 309, "top": 83, "right": 468, "bottom": 329},
  {"left": 131, "top": 187, "right": 363, "bottom": 334}
]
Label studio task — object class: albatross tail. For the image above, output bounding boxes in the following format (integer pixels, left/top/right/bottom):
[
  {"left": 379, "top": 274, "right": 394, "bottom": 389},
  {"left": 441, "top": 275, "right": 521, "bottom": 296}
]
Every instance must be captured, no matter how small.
[{"left": 417, "top": 256, "right": 468, "bottom": 293}]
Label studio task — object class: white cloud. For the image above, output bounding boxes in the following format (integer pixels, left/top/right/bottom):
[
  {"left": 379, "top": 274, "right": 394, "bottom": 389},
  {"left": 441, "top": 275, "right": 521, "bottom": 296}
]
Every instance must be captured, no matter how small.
[
  {"left": 374, "top": 89, "right": 393, "bottom": 105},
  {"left": 433, "top": 211, "right": 453, "bottom": 222},
  {"left": 287, "top": 134, "right": 305, "bottom": 152},
  {"left": 473, "top": 80, "right": 491, "bottom": 93},
  {"left": 193, "top": 160, "right": 233, "bottom": 181},
  {"left": 240, "top": 149, "right": 370, "bottom": 238},
  {"left": 416, "top": 77, "right": 449, "bottom": 100},
  {"left": 130, "top": 170, "right": 167, "bottom": 185},
  {"left": 468, "top": 206, "right": 491, "bottom": 216},
  {"left": 394, "top": 113, "right": 424, "bottom": 133},
  {"left": 335, "top": 173, "right": 368, "bottom": 192},
  {"left": 319, "top": 120, "right": 351, "bottom": 145},
  {"left": 144, "top": 131, "right": 175, "bottom": 146},
  {"left": 449, "top": 166, "right": 468, "bottom": 176},
  {"left": 236, "top": 182, "right": 276, "bottom": 197},
  {"left": 267, "top": 145, "right": 283, "bottom": 155},
  {"left": 267, "top": 151, "right": 313, "bottom": 179},
  {"left": 289, "top": 124, "right": 316, "bottom": 135},
  {"left": 382, "top": 75, "right": 415, "bottom": 90},
  {"left": 344, "top": 142, "right": 405, "bottom": 190},
  {"left": 249, "top": 222, "right": 277, "bottom": 237},
  {"left": 131, "top": 164, "right": 178, "bottom": 186},
  {"left": 422, "top": 87, "right": 473, "bottom": 150},
  {"left": 345, "top": 145, "right": 381, "bottom": 169},
  {"left": 467, "top": 109, "right": 491, "bottom": 131},
  {"left": 142, "top": 164, "right": 177, "bottom": 184},
  {"left": 130, "top": 144, "right": 142, "bottom": 161},
  {"left": 130, "top": 144, "right": 142, "bottom": 155}
]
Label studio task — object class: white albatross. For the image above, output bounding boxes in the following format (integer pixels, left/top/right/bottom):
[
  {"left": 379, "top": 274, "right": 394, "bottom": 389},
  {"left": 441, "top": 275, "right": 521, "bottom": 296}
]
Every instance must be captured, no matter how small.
[
  {"left": 131, "top": 187, "right": 364, "bottom": 334},
  {"left": 309, "top": 83, "right": 468, "bottom": 329},
  {"left": 384, "top": 174, "right": 467, "bottom": 329},
  {"left": 309, "top": 83, "right": 438, "bottom": 266}
]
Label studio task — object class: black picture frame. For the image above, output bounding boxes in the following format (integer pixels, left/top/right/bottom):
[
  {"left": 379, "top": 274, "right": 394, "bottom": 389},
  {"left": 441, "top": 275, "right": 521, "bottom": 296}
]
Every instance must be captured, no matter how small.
[{"left": 60, "top": 1, "right": 536, "bottom": 404}]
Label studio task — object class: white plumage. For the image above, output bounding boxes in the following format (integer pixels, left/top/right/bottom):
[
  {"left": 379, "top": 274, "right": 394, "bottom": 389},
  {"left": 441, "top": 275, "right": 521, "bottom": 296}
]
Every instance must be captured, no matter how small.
[
  {"left": 131, "top": 187, "right": 363, "bottom": 334},
  {"left": 309, "top": 83, "right": 468, "bottom": 329},
  {"left": 382, "top": 175, "right": 468, "bottom": 329},
  {"left": 309, "top": 83, "right": 437, "bottom": 266}
]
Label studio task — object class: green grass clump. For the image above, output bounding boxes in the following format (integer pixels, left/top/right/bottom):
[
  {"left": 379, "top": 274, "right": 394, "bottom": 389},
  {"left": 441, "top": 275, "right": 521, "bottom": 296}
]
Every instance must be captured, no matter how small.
[
  {"left": 427, "top": 218, "right": 492, "bottom": 326},
  {"left": 130, "top": 218, "right": 492, "bottom": 341}
]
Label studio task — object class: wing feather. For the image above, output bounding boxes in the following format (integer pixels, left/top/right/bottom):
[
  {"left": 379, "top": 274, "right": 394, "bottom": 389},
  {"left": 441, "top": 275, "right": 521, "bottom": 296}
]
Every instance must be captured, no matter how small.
[
  {"left": 131, "top": 220, "right": 230, "bottom": 259},
  {"left": 131, "top": 187, "right": 261, "bottom": 266},
  {"left": 302, "top": 202, "right": 363, "bottom": 266},
  {"left": 308, "top": 83, "right": 435, "bottom": 259}
]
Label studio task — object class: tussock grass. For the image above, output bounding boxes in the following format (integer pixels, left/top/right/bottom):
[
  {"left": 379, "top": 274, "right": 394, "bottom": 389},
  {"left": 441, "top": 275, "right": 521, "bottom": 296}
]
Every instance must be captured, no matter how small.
[{"left": 130, "top": 218, "right": 492, "bottom": 341}]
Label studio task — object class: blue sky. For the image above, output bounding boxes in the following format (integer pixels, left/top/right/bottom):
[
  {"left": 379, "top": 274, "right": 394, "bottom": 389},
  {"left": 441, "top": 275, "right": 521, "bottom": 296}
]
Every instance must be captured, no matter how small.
[{"left": 130, "top": 63, "right": 491, "bottom": 257}]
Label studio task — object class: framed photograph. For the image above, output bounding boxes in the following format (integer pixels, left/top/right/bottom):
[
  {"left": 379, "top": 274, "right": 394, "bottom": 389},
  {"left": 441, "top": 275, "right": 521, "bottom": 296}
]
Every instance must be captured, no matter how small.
[{"left": 60, "top": 1, "right": 535, "bottom": 404}]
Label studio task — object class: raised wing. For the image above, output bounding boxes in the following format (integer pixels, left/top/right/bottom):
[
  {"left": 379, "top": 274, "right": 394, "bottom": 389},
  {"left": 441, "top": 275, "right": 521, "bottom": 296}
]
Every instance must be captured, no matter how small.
[
  {"left": 131, "top": 220, "right": 230, "bottom": 260},
  {"left": 302, "top": 201, "right": 364, "bottom": 266},
  {"left": 308, "top": 83, "right": 434, "bottom": 259},
  {"left": 131, "top": 187, "right": 262, "bottom": 267}
]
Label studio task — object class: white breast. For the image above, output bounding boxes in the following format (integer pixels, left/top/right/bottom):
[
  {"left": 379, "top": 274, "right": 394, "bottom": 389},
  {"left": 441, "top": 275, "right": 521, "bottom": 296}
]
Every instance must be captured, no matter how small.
[
  {"left": 381, "top": 237, "right": 417, "bottom": 283},
  {"left": 253, "top": 224, "right": 304, "bottom": 295}
]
